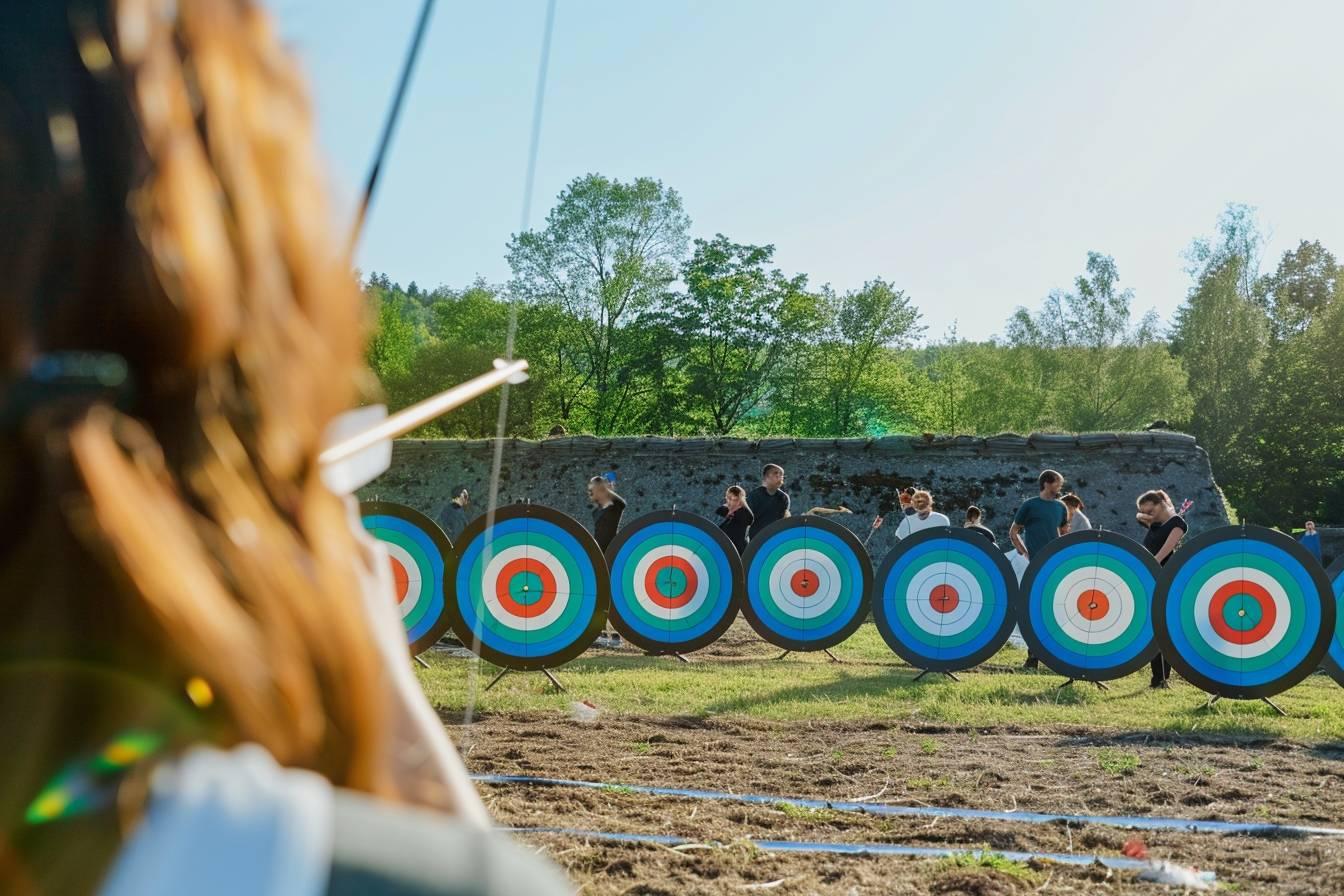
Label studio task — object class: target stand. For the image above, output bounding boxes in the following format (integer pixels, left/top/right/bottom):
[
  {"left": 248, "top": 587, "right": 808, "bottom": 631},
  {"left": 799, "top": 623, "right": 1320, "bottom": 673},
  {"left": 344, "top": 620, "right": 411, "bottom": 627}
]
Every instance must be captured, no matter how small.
[
  {"left": 446, "top": 504, "right": 610, "bottom": 690},
  {"left": 873, "top": 528, "right": 1018, "bottom": 681},
  {"left": 605, "top": 510, "right": 743, "bottom": 660},
  {"left": 1156, "top": 525, "right": 1336, "bottom": 713},
  {"left": 1015, "top": 530, "right": 1163, "bottom": 689},
  {"left": 360, "top": 501, "right": 458, "bottom": 658},
  {"left": 740, "top": 516, "right": 873, "bottom": 655}
]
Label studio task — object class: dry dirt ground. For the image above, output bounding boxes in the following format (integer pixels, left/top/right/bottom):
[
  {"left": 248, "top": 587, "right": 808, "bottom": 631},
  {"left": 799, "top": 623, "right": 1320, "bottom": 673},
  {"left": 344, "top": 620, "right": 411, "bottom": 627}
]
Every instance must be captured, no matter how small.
[{"left": 450, "top": 712, "right": 1344, "bottom": 895}]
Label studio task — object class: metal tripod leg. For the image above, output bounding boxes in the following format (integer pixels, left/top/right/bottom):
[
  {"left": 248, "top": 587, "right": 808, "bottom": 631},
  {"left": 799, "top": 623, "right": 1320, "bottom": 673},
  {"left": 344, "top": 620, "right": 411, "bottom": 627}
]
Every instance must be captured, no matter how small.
[
  {"left": 413, "top": 655, "right": 431, "bottom": 669},
  {"left": 914, "top": 669, "right": 961, "bottom": 682},
  {"left": 1261, "top": 697, "right": 1287, "bottom": 716},
  {"left": 1058, "top": 678, "right": 1108, "bottom": 691},
  {"left": 823, "top": 649, "right": 842, "bottom": 663}
]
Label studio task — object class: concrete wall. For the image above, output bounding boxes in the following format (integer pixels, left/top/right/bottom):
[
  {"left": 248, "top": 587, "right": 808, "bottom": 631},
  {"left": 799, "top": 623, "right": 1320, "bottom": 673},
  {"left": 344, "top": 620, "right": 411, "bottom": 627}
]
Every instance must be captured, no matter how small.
[{"left": 361, "top": 431, "right": 1230, "bottom": 561}]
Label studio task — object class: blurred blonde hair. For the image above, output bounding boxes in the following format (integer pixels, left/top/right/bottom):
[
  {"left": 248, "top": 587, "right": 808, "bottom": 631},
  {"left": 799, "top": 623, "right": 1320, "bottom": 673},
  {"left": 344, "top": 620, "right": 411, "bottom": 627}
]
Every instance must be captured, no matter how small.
[{"left": 0, "top": 0, "right": 392, "bottom": 859}]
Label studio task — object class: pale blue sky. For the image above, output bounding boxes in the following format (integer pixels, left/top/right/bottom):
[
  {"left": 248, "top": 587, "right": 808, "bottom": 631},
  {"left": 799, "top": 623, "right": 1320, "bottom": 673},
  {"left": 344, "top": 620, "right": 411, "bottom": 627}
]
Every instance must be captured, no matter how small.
[{"left": 275, "top": 1, "right": 1344, "bottom": 342}]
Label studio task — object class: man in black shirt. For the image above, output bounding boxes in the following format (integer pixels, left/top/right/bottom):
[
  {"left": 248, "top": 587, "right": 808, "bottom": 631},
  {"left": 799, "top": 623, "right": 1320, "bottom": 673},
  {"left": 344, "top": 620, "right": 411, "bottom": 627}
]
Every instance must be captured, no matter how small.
[
  {"left": 436, "top": 486, "right": 471, "bottom": 544},
  {"left": 588, "top": 475, "right": 626, "bottom": 553},
  {"left": 963, "top": 505, "right": 997, "bottom": 546},
  {"left": 746, "top": 464, "right": 790, "bottom": 540},
  {"left": 1137, "top": 489, "right": 1189, "bottom": 688}
]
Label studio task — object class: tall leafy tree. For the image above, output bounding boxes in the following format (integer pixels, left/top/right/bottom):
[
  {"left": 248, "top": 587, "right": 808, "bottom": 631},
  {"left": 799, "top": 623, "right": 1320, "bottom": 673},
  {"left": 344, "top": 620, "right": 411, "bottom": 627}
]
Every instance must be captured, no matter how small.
[
  {"left": 672, "top": 235, "right": 820, "bottom": 434},
  {"left": 1171, "top": 207, "right": 1271, "bottom": 471},
  {"left": 817, "top": 279, "right": 924, "bottom": 434},
  {"left": 506, "top": 174, "right": 691, "bottom": 433},
  {"left": 1007, "top": 252, "right": 1191, "bottom": 431}
]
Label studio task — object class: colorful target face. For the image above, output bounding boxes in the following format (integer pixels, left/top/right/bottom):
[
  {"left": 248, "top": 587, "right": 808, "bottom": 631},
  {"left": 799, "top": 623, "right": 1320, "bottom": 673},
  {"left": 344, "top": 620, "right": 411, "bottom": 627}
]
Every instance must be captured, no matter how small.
[
  {"left": 873, "top": 528, "right": 1017, "bottom": 672},
  {"left": 359, "top": 502, "right": 456, "bottom": 655},
  {"left": 1016, "top": 530, "right": 1162, "bottom": 681},
  {"left": 606, "top": 511, "right": 743, "bottom": 654},
  {"left": 1155, "top": 526, "right": 1336, "bottom": 699},
  {"left": 446, "top": 504, "right": 609, "bottom": 671},
  {"left": 740, "top": 516, "right": 872, "bottom": 652},
  {"left": 1318, "top": 557, "right": 1344, "bottom": 686}
]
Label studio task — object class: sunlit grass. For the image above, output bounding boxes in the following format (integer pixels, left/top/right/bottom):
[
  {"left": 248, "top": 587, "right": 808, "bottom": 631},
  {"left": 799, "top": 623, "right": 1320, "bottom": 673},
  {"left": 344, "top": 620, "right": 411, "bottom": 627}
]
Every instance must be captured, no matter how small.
[{"left": 418, "top": 623, "right": 1344, "bottom": 741}]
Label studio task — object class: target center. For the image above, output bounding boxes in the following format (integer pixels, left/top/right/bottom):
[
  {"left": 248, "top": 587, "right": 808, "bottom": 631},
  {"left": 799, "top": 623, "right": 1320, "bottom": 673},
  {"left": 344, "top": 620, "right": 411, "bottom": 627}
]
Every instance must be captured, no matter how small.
[
  {"left": 790, "top": 567, "right": 820, "bottom": 598},
  {"left": 510, "top": 570, "right": 546, "bottom": 605},
  {"left": 928, "top": 583, "right": 960, "bottom": 614},
  {"left": 1076, "top": 589, "right": 1110, "bottom": 622},
  {"left": 1222, "top": 594, "right": 1263, "bottom": 632},
  {"left": 657, "top": 566, "right": 689, "bottom": 598},
  {"left": 1209, "top": 579, "right": 1276, "bottom": 645}
]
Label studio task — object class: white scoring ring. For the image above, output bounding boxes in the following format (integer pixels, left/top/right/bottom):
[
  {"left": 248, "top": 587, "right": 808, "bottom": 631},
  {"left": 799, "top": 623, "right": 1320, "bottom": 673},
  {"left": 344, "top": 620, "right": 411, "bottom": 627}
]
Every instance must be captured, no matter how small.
[
  {"left": 1193, "top": 567, "right": 1292, "bottom": 659},
  {"left": 766, "top": 548, "right": 844, "bottom": 620},
  {"left": 481, "top": 544, "right": 573, "bottom": 631},
  {"left": 630, "top": 544, "right": 712, "bottom": 621},
  {"left": 1049, "top": 566, "right": 1137, "bottom": 646},
  {"left": 905, "top": 562, "right": 984, "bottom": 637},
  {"left": 384, "top": 541, "right": 425, "bottom": 620}
]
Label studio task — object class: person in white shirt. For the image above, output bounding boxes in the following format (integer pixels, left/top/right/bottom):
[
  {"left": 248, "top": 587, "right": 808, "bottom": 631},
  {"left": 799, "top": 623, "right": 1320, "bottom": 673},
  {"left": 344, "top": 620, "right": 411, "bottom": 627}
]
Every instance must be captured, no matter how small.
[
  {"left": 895, "top": 490, "right": 951, "bottom": 539},
  {"left": 1062, "top": 493, "right": 1092, "bottom": 533}
]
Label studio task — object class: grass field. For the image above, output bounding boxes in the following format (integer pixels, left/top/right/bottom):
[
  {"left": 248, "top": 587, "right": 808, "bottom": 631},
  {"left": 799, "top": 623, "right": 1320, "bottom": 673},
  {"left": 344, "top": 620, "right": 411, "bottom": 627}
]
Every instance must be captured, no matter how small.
[{"left": 417, "top": 623, "right": 1344, "bottom": 742}]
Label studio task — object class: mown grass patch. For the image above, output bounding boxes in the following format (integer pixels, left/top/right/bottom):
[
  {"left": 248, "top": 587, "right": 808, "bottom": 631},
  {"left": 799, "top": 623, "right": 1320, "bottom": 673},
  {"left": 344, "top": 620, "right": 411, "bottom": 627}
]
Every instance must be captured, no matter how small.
[{"left": 418, "top": 624, "right": 1344, "bottom": 741}]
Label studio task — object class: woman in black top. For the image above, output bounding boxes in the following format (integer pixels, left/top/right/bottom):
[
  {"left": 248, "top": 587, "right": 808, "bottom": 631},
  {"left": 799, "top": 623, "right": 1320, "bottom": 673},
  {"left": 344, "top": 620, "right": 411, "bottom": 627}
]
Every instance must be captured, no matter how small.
[
  {"left": 588, "top": 476, "right": 627, "bottom": 553},
  {"left": 715, "top": 486, "right": 755, "bottom": 556},
  {"left": 963, "top": 505, "right": 998, "bottom": 547},
  {"left": 1136, "top": 489, "right": 1189, "bottom": 688}
]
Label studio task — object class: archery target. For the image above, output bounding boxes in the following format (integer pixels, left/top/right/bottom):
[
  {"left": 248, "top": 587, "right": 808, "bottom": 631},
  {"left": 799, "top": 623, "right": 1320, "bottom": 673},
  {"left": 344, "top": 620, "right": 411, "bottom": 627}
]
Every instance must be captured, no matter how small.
[
  {"left": 359, "top": 502, "right": 456, "bottom": 655},
  {"left": 874, "top": 527, "right": 1017, "bottom": 672},
  {"left": 1325, "top": 557, "right": 1344, "bottom": 687},
  {"left": 606, "top": 511, "right": 743, "bottom": 654},
  {"left": 447, "top": 504, "right": 609, "bottom": 670},
  {"left": 1016, "top": 530, "right": 1161, "bottom": 681},
  {"left": 740, "top": 516, "right": 872, "bottom": 652},
  {"left": 1156, "top": 526, "right": 1335, "bottom": 699}
]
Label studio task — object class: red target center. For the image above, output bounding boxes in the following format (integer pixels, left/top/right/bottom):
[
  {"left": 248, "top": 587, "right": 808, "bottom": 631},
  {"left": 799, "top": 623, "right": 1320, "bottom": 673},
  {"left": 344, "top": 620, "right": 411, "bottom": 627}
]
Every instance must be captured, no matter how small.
[
  {"left": 388, "top": 555, "right": 411, "bottom": 604},
  {"left": 790, "top": 568, "right": 820, "bottom": 598},
  {"left": 1209, "top": 579, "right": 1276, "bottom": 644},
  {"left": 644, "top": 556, "right": 697, "bottom": 610},
  {"left": 494, "top": 558, "right": 559, "bottom": 619},
  {"left": 928, "top": 584, "right": 960, "bottom": 614},
  {"left": 1077, "top": 589, "right": 1109, "bottom": 622}
]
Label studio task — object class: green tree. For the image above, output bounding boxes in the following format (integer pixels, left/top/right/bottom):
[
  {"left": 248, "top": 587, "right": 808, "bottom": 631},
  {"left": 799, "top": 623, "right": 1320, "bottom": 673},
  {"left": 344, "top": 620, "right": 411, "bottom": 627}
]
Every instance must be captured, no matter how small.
[
  {"left": 1171, "top": 207, "right": 1270, "bottom": 472},
  {"left": 1008, "top": 252, "right": 1191, "bottom": 431},
  {"left": 672, "top": 235, "right": 820, "bottom": 434},
  {"left": 506, "top": 174, "right": 691, "bottom": 433},
  {"left": 817, "top": 279, "right": 924, "bottom": 434}
]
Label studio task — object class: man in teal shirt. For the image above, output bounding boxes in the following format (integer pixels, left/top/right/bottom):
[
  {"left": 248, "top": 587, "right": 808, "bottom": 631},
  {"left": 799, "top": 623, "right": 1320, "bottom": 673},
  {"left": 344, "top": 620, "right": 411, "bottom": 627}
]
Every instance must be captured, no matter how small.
[{"left": 1010, "top": 470, "right": 1070, "bottom": 670}]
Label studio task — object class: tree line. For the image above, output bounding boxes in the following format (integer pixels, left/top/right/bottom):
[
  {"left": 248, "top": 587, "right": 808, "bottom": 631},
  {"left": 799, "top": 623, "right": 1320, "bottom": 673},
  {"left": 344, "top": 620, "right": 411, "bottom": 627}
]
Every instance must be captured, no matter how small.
[{"left": 364, "top": 175, "right": 1344, "bottom": 528}]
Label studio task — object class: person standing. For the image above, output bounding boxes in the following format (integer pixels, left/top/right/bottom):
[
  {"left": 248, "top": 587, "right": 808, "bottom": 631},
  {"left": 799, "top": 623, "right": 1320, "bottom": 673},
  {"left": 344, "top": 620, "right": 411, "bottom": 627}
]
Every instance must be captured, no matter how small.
[
  {"left": 715, "top": 486, "right": 755, "bottom": 555},
  {"left": 1062, "top": 494, "right": 1092, "bottom": 533},
  {"left": 1136, "top": 489, "right": 1189, "bottom": 688},
  {"left": 747, "top": 464, "right": 791, "bottom": 539},
  {"left": 895, "top": 490, "right": 951, "bottom": 539},
  {"left": 1010, "top": 470, "right": 1070, "bottom": 669},
  {"left": 436, "top": 486, "right": 471, "bottom": 544},
  {"left": 1301, "top": 521, "right": 1323, "bottom": 564},
  {"left": 588, "top": 475, "right": 626, "bottom": 554},
  {"left": 589, "top": 476, "right": 627, "bottom": 648},
  {"left": 964, "top": 506, "right": 997, "bottom": 546}
]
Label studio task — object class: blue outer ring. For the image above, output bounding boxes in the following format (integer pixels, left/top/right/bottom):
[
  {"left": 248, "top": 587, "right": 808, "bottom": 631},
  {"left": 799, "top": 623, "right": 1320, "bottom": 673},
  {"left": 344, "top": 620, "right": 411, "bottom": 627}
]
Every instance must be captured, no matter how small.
[
  {"left": 1016, "top": 531, "right": 1160, "bottom": 681},
  {"left": 1155, "top": 525, "right": 1335, "bottom": 699},
  {"left": 359, "top": 501, "right": 456, "bottom": 656},
  {"left": 1326, "top": 557, "right": 1344, "bottom": 686},
  {"left": 605, "top": 511, "right": 742, "bottom": 653},
  {"left": 447, "top": 505, "right": 609, "bottom": 670},
  {"left": 872, "top": 527, "right": 1016, "bottom": 672},
  {"left": 739, "top": 516, "right": 872, "bottom": 652}
]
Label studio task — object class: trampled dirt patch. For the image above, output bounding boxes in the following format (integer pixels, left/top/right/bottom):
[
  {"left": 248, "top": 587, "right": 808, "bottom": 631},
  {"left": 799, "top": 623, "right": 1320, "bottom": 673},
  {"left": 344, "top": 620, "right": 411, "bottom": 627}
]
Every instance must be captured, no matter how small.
[{"left": 451, "top": 713, "right": 1344, "bottom": 894}]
